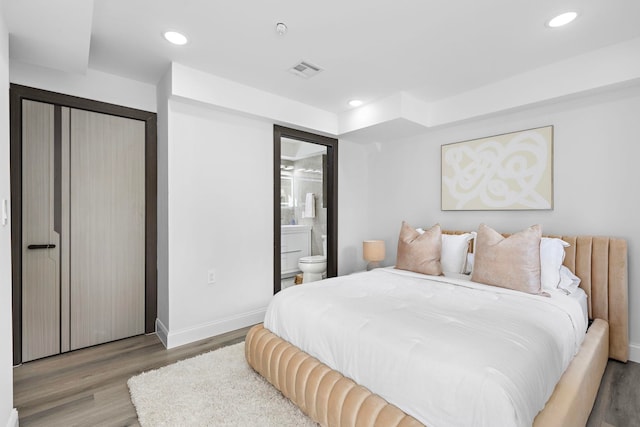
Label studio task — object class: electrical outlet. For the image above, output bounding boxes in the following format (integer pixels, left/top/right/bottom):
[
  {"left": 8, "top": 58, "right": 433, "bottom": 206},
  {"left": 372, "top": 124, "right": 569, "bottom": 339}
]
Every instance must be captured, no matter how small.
[{"left": 207, "top": 269, "right": 216, "bottom": 285}]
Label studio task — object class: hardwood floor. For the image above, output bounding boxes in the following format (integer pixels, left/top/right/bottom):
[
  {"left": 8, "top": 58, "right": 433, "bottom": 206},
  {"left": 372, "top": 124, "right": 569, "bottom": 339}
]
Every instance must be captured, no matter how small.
[
  {"left": 13, "top": 326, "right": 252, "bottom": 427},
  {"left": 587, "top": 359, "right": 640, "bottom": 427},
  {"left": 14, "top": 326, "right": 640, "bottom": 427}
]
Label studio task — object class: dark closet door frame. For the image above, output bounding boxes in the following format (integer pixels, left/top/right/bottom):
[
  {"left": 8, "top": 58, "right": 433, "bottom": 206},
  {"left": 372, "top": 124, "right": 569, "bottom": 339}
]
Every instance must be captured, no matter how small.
[
  {"left": 10, "top": 84, "right": 158, "bottom": 365},
  {"left": 273, "top": 125, "right": 338, "bottom": 294}
]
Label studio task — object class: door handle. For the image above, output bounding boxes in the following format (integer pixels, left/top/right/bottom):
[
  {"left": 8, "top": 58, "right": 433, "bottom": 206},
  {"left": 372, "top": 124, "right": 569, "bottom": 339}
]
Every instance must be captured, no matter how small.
[{"left": 27, "top": 244, "right": 56, "bottom": 250}]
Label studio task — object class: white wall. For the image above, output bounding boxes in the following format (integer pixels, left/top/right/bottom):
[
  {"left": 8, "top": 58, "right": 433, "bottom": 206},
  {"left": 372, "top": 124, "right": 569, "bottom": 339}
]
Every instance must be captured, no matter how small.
[
  {"left": 10, "top": 60, "right": 156, "bottom": 113},
  {"left": 353, "top": 84, "right": 640, "bottom": 361},
  {"left": 337, "top": 139, "right": 376, "bottom": 275},
  {"left": 155, "top": 63, "right": 374, "bottom": 347},
  {"left": 157, "top": 98, "right": 274, "bottom": 347},
  {"left": 0, "top": 5, "right": 18, "bottom": 427},
  {"left": 155, "top": 68, "right": 171, "bottom": 339},
  {"left": 155, "top": 100, "right": 373, "bottom": 346}
]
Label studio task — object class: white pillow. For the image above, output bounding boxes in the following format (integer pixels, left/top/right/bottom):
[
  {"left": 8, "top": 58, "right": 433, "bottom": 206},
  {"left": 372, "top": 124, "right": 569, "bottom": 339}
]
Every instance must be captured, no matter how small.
[
  {"left": 415, "top": 229, "right": 474, "bottom": 274},
  {"left": 441, "top": 233, "right": 474, "bottom": 274},
  {"left": 540, "top": 237, "right": 570, "bottom": 291},
  {"left": 464, "top": 252, "right": 474, "bottom": 275},
  {"left": 558, "top": 266, "right": 581, "bottom": 294}
]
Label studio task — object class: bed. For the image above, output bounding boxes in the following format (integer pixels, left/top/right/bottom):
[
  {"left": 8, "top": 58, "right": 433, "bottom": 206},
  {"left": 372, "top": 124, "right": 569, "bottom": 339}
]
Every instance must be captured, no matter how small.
[{"left": 246, "top": 231, "right": 628, "bottom": 427}]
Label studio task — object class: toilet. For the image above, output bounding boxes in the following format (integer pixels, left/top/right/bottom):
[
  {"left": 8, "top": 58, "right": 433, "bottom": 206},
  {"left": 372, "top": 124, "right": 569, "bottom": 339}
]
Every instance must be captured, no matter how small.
[{"left": 298, "top": 235, "right": 327, "bottom": 283}]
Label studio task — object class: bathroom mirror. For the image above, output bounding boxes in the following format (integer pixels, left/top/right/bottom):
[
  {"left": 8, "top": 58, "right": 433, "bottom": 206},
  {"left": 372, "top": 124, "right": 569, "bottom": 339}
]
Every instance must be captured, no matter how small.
[
  {"left": 280, "top": 172, "right": 293, "bottom": 208},
  {"left": 273, "top": 126, "right": 338, "bottom": 293}
]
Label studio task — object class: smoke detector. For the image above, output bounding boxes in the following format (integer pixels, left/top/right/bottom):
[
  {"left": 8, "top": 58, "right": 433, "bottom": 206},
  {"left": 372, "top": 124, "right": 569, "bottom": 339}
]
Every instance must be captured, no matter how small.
[
  {"left": 276, "top": 22, "right": 288, "bottom": 35},
  {"left": 289, "top": 60, "right": 323, "bottom": 79}
]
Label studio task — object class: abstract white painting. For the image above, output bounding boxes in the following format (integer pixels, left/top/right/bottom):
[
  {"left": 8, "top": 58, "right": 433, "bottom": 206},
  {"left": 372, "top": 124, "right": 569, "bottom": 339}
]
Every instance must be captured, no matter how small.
[{"left": 441, "top": 126, "right": 553, "bottom": 210}]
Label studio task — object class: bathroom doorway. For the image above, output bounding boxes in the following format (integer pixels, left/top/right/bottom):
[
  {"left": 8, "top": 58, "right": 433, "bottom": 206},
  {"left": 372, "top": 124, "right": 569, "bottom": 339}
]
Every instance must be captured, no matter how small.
[{"left": 273, "top": 125, "right": 338, "bottom": 293}]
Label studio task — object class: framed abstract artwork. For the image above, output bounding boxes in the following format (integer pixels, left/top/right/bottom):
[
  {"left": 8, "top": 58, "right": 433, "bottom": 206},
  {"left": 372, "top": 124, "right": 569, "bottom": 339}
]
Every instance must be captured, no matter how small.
[{"left": 441, "top": 126, "right": 553, "bottom": 211}]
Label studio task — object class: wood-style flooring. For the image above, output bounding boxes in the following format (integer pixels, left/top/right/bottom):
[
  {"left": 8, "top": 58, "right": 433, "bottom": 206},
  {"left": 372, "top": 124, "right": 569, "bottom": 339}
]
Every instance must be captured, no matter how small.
[
  {"left": 13, "top": 326, "right": 640, "bottom": 427},
  {"left": 588, "top": 359, "right": 640, "bottom": 427},
  {"left": 13, "top": 326, "right": 252, "bottom": 427}
]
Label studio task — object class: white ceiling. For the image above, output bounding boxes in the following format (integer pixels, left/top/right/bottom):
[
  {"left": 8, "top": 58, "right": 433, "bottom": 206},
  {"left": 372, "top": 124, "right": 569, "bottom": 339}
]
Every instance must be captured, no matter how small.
[
  {"left": 5, "top": 0, "right": 640, "bottom": 114},
  {"left": 5, "top": 0, "right": 93, "bottom": 74}
]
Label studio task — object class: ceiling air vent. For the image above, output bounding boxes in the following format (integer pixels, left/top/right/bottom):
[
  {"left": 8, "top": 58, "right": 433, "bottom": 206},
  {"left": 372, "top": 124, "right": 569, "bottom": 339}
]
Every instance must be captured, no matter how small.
[{"left": 289, "top": 60, "right": 323, "bottom": 79}]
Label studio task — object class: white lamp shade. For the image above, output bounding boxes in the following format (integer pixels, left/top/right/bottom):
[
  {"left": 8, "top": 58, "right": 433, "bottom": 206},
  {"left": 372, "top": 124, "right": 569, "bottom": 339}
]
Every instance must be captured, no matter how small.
[{"left": 363, "top": 240, "right": 385, "bottom": 262}]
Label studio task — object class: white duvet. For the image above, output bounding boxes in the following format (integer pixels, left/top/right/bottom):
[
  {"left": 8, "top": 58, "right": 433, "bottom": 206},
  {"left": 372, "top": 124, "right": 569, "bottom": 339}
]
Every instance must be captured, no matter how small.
[{"left": 264, "top": 268, "right": 587, "bottom": 427}]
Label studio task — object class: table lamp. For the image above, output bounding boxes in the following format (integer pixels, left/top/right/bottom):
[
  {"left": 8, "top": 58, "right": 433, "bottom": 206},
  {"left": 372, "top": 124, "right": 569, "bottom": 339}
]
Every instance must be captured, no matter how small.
[{"left": 363, "top": 240, "right": 385, "bottom": 271}]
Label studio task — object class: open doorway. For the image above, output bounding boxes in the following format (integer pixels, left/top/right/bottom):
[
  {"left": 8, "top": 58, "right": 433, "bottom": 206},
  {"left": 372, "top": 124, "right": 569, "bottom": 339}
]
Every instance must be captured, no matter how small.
[{"left": 273, "top": 126, "right": 338, "bottom": 294}]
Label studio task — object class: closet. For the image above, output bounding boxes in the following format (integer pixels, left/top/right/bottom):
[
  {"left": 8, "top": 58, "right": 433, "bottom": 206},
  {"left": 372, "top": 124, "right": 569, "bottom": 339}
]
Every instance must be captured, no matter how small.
[{"left": 11, "top": 86, "right": 157, "bottom": 364}]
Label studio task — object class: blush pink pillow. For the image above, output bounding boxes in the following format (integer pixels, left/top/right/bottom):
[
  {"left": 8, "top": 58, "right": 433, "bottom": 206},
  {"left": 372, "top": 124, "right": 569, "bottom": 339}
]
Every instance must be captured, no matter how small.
[
  {"left": 395, "top": 222, "right": 443, "bottom": 276},
  {"left": 471, "top": 224, "right": 544, "bottom": 295}
]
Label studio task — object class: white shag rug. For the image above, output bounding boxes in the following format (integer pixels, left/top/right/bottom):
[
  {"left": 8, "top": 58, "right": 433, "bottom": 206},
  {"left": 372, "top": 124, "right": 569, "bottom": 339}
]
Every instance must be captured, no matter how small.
[{"left": 128, "top": 342, "right": 318, "bottom": 427}]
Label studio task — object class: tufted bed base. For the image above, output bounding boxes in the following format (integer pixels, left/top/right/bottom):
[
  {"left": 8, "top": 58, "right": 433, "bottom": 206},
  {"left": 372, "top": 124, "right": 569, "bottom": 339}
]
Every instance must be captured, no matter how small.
[
  {"left": 245, "top": 235, "right": 627, "bottom": 426},
  {"left": 246, "top": 323, "right": 423, "bottom": 426},
  {"left": 246, "top": 319, "right": 607, "bottom": 427}
]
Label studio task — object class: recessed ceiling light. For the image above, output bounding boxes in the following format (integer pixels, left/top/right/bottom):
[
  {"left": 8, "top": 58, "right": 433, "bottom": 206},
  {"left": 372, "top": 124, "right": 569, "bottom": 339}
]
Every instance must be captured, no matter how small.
[
  {"left": 547, "top": 12, "right": 578, "bottom": 28},
  {"left": 163, "top": 31, "right": 188, "bottom": 45},
  {"left": 348, "top": 99, "right": 363, "bottom": 107}
]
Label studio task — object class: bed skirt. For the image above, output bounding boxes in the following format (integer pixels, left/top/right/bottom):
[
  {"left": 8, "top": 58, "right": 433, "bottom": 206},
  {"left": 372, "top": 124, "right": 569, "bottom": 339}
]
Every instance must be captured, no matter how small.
[{"left": 245, "top": 320, "right": 609, "bottom": 427}]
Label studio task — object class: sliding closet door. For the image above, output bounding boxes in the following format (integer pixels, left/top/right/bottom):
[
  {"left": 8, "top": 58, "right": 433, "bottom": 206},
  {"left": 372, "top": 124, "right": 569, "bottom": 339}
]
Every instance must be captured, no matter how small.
[
  {"left": 21, "top": 100, "right": 60, "bottom": 362},
  {"left": 70, "top": 109, "right": 145, "bottom": 350}
]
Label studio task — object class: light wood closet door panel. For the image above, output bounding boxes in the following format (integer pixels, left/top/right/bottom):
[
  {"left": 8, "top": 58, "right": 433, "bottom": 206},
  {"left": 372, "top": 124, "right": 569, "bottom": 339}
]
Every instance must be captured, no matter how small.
[
  {"left": 60, "top": 107, "right": 71, "bottom": 353},
  {"left": 70, "top": 109, "right": 145, "bottom": 350},
  {"left": 22, "top": 100, "right": 60, "bottom": 362}
]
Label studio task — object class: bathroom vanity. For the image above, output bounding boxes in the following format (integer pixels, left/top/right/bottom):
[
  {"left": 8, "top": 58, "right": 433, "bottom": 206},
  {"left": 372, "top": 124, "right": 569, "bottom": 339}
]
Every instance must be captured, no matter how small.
[{"left": 281, "top": 225, "right": 311, "bottom": 277}]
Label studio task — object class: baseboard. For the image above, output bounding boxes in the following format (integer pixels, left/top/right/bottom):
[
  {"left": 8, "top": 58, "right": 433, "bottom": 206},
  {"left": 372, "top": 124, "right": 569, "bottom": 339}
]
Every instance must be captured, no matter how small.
[
  {"left": 628, "top": 342, "right": 640, "bottom": 363},
  {"left": 155, "top": 318, "right": 169, "bottom": 348},
  {"left": 161, "top": 308, "right": 266, "bottom": 349},
  {"left": 5, "top": 408, "right": 18, "bottom": 427}
]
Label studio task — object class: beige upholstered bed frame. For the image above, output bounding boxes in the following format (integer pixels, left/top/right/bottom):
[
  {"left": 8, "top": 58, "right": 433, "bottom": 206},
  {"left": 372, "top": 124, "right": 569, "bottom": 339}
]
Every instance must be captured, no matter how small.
[{"left": 246, "top": 235, "right": 628, "bottom": 427}]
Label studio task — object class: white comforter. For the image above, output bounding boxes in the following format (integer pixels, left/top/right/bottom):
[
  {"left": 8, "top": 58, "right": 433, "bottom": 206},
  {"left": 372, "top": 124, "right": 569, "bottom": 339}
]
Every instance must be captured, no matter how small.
[{"left": 264, "top": 268, "right": 587, "bottom": 427}]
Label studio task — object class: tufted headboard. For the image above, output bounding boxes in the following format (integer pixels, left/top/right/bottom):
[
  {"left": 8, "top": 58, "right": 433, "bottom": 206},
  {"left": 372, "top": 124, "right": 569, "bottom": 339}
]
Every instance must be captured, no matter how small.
[{"left": 444, "top": 231, "right": 629, "bottom": 362}]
